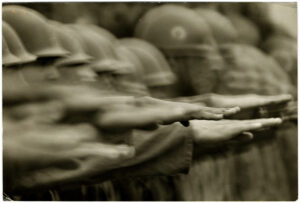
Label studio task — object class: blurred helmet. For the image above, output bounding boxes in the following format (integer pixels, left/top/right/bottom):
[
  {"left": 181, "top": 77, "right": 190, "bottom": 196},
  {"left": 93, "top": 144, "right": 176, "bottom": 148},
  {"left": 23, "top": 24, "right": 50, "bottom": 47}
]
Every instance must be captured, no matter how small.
[
  {"left": 262, "top": 34, "right": 297, "bottom": 54},
  {"left": 243, "top": 3, "right": 273, "bottom": 34},
  {"left": 2, "top": 21, "right": 37, "bottom": 64},
  {"left": 67, "top": 24, "right": 123, "bottom": 73},
  {"left": 76, "top": 23, "right": 117, "bottom": 42},
  {"left": 119, "top": 38, "right": 177, "bottom": 87},
  {"left": 218, "top": 3, "right": 244, "bottom": 15},
  {"left": 50, "top": 22, "right": 93, "bottom": 67},
  {"left": 113, "top": 43, "right": 144, "bottom": 76},
  {"left": 226, "top": 14, "right": 260, "bottom": 45},
  {"left": 2, "top": 36, "right": 21, "bottom": 67},
  {"left": 112, "top": 44, "right": 150, "bottom": 96},
  {"left": 134, "top": 5, "right": 215, "bottom": 47},
  {"left": 217, "top": 43, "right": 294, "bottom": 96},
  {"left": 194, "top": 8, "right": 238, "bottom": 44},
  {"left": 262, "top": 35, "right": 297, "bottom": 86},
  {"left": 3, "top": 5, "right": 69, "bottom": 58},
  {"left": 68, "top": 24, "right": 117, "bottom": 59}
]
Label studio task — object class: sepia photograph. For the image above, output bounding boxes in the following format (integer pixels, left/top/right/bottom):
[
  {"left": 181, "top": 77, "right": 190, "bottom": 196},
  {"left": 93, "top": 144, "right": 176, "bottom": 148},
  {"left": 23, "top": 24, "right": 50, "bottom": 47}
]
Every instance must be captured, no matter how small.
[{"left": 2, "top": 1, "right": 298, "bottom": 201}]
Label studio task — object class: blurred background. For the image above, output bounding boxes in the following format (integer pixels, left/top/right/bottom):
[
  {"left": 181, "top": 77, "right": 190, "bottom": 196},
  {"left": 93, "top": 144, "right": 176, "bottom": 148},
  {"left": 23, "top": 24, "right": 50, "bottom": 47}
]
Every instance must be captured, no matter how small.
[{"left": 6, "top": 2, "right": 297, "bottom": 38}]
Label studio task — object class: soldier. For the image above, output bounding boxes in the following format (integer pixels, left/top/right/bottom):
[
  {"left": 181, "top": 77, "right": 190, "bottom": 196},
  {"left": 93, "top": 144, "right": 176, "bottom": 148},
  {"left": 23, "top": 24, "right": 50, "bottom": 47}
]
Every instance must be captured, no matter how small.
[
  {"left": 109, "top": 37, "right": 287, "bottom": 200},
  {"left": 2, "top": 7, "right": 238, "bottom": 199},
  {"left": 119, "top": 37, "right": 291, "bottom": 150},
  {"left": 119, "top": 38, "right": 178, "bottom": 98},
  {"left": 131, "top": 6, "right": 296, "bottom": 199},
  {"left": 50, "top": 21, "right": 97, "bottom": 85},
  {"left": 54, "top": 25, "right": 286, "bottom": 198},
  {"left": 3, "top": 6, "right": 69, "bottom": 85},
  {"left": 63, "top": 23, "right": 251, "bottom": 170},
  {"left": 1, "top": 6, "right": 170, "bottom": 198},
  {"left": 2, "top": 7, "right": 136, "bottom": 197}
]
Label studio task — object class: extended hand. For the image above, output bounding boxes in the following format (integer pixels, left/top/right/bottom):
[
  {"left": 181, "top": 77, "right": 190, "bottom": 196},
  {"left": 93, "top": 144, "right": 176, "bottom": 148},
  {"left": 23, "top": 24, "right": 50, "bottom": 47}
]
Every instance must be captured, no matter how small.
[
  {"left": 3, "top": 123, "right": 135, "bottom": 192},
  {"left": 96, "top": 96, "right": 240, "bottom": 130},
  {"left": 175, "top": 93, "right": 292, "bottom": 109},
  {"left": 190, "top": 118, "right": 282, "bottom": 144}
]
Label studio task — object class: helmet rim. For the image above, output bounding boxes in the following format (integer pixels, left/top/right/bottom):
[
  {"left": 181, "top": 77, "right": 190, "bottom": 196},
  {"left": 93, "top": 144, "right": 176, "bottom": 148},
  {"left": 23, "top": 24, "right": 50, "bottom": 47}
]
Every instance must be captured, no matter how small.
[
  {"left": 33, "top": 46, "right": 70, "bottom": 58},
  {"left": 55, "top": 52, "right": 93, "bottom": 67}
]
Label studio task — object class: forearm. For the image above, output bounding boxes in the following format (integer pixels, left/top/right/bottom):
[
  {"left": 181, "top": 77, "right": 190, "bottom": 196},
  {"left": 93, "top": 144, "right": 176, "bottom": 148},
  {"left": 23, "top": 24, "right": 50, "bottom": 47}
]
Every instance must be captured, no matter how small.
[{"left": 85, "top": 123, "right": 194, "bottom": 182}]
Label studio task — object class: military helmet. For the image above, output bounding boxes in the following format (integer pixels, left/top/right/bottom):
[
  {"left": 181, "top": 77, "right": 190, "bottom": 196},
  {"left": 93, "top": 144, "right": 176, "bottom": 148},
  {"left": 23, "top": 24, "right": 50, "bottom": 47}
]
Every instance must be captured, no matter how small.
[
  {"left": 112, "top": 43, "right": 150, "bottom": 96},
  {"left": 2, "top": 36, "right": 21, "bottom": 67},
  {"left": 194, "top": 8, "right": 238, "bottom": 44},
  {"left": 76, "top": 24, "right": 117, "bottom": 42},
  {"left": 134, "top": 5, "right": 215, "bottom": 47},
  {"left": 119, "top": 38, "right": 177, "bottom": 87},
  {"left": 113, "top": 43, "right": 144, "bottom": 76},
  {"left": 3, "top": 5, "right": 69, "bottom": 58},
  {"left": 218, "top": 43, "right": 294, "bottom": 96},
  {"left": 50, "top": 21, "right": 93, "bottom": 67},
  {"left": 68, "top": 24, "right": 117, "bottom": 59},
  {"left": 67, "top": 24, "right": 123, "bottom": 73},
  {"left": 3, "top": 21, "right": 37, "bottom": 64},
  {"left": 226, "top": 13, "right": 260, "bottom": 45}
]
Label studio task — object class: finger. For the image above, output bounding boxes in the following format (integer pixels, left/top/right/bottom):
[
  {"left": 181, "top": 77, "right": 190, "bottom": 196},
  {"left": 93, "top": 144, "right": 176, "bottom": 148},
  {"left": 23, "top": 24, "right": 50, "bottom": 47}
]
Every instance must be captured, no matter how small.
[
  {"left": 258, "top": 118, "right": 283, "bottom": 128},
  {"left": 225, "top": 132, "right": 254, "bottom": 147},
  {"left": 257, "top": 94, "right": 293, "bottom": 106},
  {"left": 231, "top": 132, "right": 254, "bottom": 142},
  {"left": 222, "top": 107, "right": 241, "bottom": 116},
  {"left": 242, "top": 118, "right": 282, "bottom": 128},
  {"left": 237, "top": 94, "right": 292, "bottom": 109},
  {"left": 203, "top": 106, "right": 240, "bottom": 116},
  {"left": 194, "top": 111, "right": 223, "bottom": 120},
  {"left": 229, "top": 122, "right": 263, "bottom": 135}
]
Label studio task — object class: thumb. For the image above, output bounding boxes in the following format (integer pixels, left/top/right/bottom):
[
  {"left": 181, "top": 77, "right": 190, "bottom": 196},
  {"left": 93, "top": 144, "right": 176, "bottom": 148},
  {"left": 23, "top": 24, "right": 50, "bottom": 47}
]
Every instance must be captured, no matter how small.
[{"left": 225, "top": 131, "right": 254, "bottom": 146}]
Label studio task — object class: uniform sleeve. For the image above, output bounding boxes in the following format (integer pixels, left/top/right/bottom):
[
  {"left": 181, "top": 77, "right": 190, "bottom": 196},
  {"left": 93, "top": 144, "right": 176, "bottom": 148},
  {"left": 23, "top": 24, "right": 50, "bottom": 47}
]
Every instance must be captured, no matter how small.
[{"left": 84, "top": 123, "right": 194, "bottom": 183}]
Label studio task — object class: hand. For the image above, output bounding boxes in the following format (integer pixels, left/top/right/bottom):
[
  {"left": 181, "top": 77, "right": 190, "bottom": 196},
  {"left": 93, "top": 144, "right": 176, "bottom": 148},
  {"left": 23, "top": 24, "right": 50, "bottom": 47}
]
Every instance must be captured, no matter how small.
[
  {"left": 3, "top": 123, "right": 135, "bottom": 191},
  {"left": 280, "top": 100, "right": 298, "bottom": 121},
  {"left": 5, "top": 101, "right": 64, "bottom": 124},
  {"left": 190, "top": 118, "right": 282, "bottom": 144},
  {"left": 188, "top": 106, "right": 240, "bottom": 120},
  {"left": 134, "top": 96, "right": 240, "bottom": 121},
  {"left": 205, "top": 94, "right": 292, "bottom": 109},
  {"left": 176, "top": 93, "right": 292, "bottom": 109},
  {"left": 3, "top": 81, "right": 57, "bottom": 106},
  {"left": 95, "top": 96, "right": 240, "bottom": 130},
  {"left": 174, "top": 94, "right": 293, "bottom": 120},
  {"left": 3, "top": 85, "right": 240, "bottom": 131}
]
